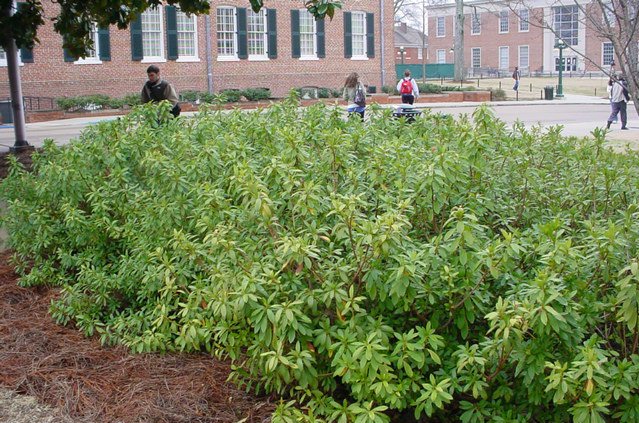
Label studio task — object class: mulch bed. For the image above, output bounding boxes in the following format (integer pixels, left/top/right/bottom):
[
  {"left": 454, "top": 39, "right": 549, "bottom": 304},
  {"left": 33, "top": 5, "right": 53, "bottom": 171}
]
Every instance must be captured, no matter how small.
[
  {"left": 0, "top": 147, "right": 36, "bottom": 180},
  {"left": 0, "top": 227, "right": 275, "bottom": 420}
]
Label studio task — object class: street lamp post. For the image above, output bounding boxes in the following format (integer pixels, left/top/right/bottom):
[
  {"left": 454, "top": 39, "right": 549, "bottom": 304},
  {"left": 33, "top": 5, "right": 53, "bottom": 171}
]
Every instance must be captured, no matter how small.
[
  {"left": 554, "top": 39, "right": 566, "bottom": 98},
  {"left": 399, "top": 46, "right": 405, "bottom": 65}
]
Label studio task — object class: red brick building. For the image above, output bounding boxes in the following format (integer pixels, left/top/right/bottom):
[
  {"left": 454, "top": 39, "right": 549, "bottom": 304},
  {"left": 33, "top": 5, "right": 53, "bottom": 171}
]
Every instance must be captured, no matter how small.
[
  {"left": 427, "top": 0, "right": 619, "bottom": 77},
  {"left": 0, "top": 0, "right": 395, "bottom": 100},
  {"left": 394, "top": 22, "right": 427, "bottom": 65}
]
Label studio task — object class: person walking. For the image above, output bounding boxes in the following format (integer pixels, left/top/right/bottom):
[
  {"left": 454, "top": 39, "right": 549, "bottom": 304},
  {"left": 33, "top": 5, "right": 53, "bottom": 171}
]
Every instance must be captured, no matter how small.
[
  {"left": 606, "top": 75, "right": 629, "bottom": 130},
  {"left": 512, "top": 66, "right": 521, "bottom": 91},
  {"left": 607, "top": 76, "right": 617, "bottom": 123},
  {"left": 141, "top": 65, "right": 181, "bottom": 117},
  {"left": 396, "top": 69, "right": 419, "bottom": 105},
  {"left": 343, "top": 72, "right": 366, "bottom": 120}
]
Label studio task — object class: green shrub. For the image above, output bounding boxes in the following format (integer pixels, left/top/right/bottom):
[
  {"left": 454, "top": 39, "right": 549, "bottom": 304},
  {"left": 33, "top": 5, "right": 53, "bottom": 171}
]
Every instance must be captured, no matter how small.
[
  {"left": 56, "top": 94, "right": 112, "bottom": 112},
  {"left": 180, "top": 90, "right": 200, "bottom": 103},
  {"left": 317, "top": 88, "right": 331, "bottom": 99},
  {"left": 220, "top": 89, "right": 242, "bottom": 103},
  {"left": 107, "top": 98, "right": 126, "bottom": 109},
  {"left": 242, "top": 88, "right": 271, "bottom": 101},
  {"left": 331, "top": 88, "right": 342, "bottom": 98},
  {"left": 122, "top": 93, "right": 142, "bottom": 107},
  {"left": 3, "top": 98, "right": 639, "bottom": 423},
  {"left": 490, "top": 87, "right": 507, "bottom": 100},
  {"left": 417, "top": 83, "right": 443, "bottom": 94},
  {"left": 381, "top": 85, "right": 396, "bottom": 95}
]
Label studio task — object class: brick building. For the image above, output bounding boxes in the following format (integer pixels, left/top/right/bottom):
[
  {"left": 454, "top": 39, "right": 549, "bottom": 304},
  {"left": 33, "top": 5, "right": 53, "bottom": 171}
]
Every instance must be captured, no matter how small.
[
  {"left": 427, "top": 0, "right": 620, "bottom": 77},
  {"left": 394, "top": 22, "right": 427, "bottom": 66},
  {"left": 0, "top": 0, "right": 395, "bottom": 100}
]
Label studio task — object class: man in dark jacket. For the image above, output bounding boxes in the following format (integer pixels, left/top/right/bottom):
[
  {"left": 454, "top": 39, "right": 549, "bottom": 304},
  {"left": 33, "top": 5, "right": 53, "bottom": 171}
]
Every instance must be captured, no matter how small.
[
  {"left": 141, "top": 65, "right": 181, "bottom": 117},
  {"left": 606, "top": 75, "right": 629, "bottom": 130}
]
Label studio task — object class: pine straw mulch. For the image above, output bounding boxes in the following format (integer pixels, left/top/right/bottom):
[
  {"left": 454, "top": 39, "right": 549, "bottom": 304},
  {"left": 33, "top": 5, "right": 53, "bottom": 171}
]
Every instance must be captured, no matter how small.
[{"left": 0, "top": 250, "right": 275, "bottom": 423}]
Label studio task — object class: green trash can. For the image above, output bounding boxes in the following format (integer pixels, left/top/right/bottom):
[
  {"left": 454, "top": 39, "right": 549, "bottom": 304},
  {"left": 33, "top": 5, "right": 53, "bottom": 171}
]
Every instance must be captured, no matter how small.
[{"left": 544, "top": 86, "right": 554, "bottom": 100}]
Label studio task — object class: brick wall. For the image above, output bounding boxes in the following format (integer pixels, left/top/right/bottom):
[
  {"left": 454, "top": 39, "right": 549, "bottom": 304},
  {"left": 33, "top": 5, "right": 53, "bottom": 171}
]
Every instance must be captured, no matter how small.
[{"left": 0, "top": 0, "right": 395, "bottom": 99}]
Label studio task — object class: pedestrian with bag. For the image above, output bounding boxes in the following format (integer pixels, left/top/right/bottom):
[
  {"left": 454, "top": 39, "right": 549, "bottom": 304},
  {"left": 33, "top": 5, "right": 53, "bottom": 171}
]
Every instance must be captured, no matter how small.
[
  {"left": 396, "top": 69, "right": 419, "bottom": 105},
  {"left": 141, "top": 65, "right": 181, "bottom": 118},
  {"left": 512, "top": 66, "right": 521, "bottom": 91},
  {"left": 343, "top": 72, "right": 366, "bottom": 120},
  {"left": 606, "top": 74, "right": 629, "bottom": 130}
]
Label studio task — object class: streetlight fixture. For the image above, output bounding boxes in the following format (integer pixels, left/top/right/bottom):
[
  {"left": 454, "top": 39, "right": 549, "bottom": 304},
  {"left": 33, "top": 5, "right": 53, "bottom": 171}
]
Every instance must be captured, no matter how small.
[
  {"left": 554, "top": 39, "right": 566, "bottom": 98},
  {"left": 399, "top": 46, "right": 405, "bottom": 65}
]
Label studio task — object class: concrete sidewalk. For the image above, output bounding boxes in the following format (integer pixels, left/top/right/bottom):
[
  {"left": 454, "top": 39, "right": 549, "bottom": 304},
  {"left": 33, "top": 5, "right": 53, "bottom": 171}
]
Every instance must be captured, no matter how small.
[{"left": 0, "top": 94, "right": 636, "bottom": 153}]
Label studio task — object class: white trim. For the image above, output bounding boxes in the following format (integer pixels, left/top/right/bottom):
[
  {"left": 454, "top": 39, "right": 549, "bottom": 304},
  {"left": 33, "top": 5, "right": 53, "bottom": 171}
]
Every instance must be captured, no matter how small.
[
  {"left": 216, "top": 56, "right": 240, "bottom": 61},
  {"left": 351, "top": 11, "right": 367, "bottom": 58},
  {"left": 247, "top": 8, "right": 268, "bottom": 60},
  {"left": 498, "top": 45, "right": 509, "bottom": 70},
  {"left": 216, "top": 6, "right": 238, "bottom": 59},
  {"left": 177, "top": 9, "right": 199, "bottom": 61},
  {"left": 141, "top": 6, "right": 165, "bottom": 61},
  {"left": 471, "top": 12, "right": 481, "bottom": 35},
  {"left": 350, "top": 56, "right": 369, "bottom": 61},
  {"left": 298, "top": 57, "right": 320, "bottom": 61},
  {"left": 248, "top": 55, "right": 269, "bottom": 61},
  {"left": 518, "top": 45, "right": 529, "bottom": 68},
  {"left": 499, "top": 10, "right": 509, "bottom": 34},
  {"left": 471, "top": 47, "right": 481, "bottom": 68},
  {"left": 518, "top": 9, "right": 530, "bottom": 32},
  {"left": 436, "top": 16, "right": 445, "bottom": 37},
  {"left": 299, "top": 9, "right": 317, "bottom": 59}
]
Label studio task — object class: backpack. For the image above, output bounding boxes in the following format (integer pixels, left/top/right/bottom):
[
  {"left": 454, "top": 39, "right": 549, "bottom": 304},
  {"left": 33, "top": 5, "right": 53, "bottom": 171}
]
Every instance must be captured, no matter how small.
[
  {"left": 400, "top": 78, "right": 413, "bottom": 95},
  {"left": 354, "top": 83, "right": 366, "bottom": 107}
]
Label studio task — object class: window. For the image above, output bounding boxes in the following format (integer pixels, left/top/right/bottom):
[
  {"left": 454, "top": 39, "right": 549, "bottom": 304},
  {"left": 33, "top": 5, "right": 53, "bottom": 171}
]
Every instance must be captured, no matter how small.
[
  {"left": 418, "top": 48, "right": 423, "bottom": 60},
  {"left": 555, "top": 56, "right": 577, "bottom": 71},
  {"left": 499, "top": 10, "right": 509, "bottom": 33},
  {"left": 472, "top": 47, "right": 481, "bottom": 68},
  {"left": 519, "top": 45, "right": 529, "bottom": 69},
  {"left": 519, "top": 9, "right": 529, "bottom": 31},
  {"left": 74, "top": 24, "right": 100, "bottom": 63},
  {"left": 553, "top": 5, "right": 579, "bottom": 46},
  {"left": 177, "top": 10, "right": 198, "bottom": 59},
  {"left": 299, "top": 9, "right": 316, "bottom": 57},
  {"left": 217, "top": 6, "right": 236, "bottom": 58},
  {"left": 436, "top": 17, "right": 445, "bottom": 37},
  {"left": 499, "top": 46, "right": 509, "bottom": 69},
  {"left": 142, "top": 7, "right": 164, "bottom": 60},
  {"left": 602, "top": 2, "right": 615, "bottom": 26},
  {"left": 0, "top": 48, "right": 7, "bottom": 66},
  {"left": 602, "top": 42, "right": 614, "bottom": 65},
  {"left": 471, "top": 13, "right": 481, "bottom": 35},
  {"left": 436, "top": 49, "right": 446, "bottom": 63},
  {"left": 351, "top": 11, "right": 367, "bottom": 57},
  {"left": 247, "top": 9, "right": 267, "bottom": 58}
]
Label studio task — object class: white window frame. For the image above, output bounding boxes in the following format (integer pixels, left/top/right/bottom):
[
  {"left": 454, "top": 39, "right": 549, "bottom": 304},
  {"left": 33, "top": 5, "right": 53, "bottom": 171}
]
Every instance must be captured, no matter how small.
[
  {"left": 351, "top": 11, "right": 368, "bottom": 59},
  {"left": 602, "top": 42, "right": 614, "bottom": 66},
  {"left": 518, "top": 45, "right": 529, "bottom": 69},
  {"left": 176, "top": 9, "right": 199, "bottom": 62},
  {"left": 519, "top": 9, "right": 529, "bottom": 32},
  {"left": 499, "top": 46, "right": 509, "bottom": 70},
  {"left": 247, "top": 8, "right": 268, "bottom": 60},
  {"left": 417, "top": 48, "right": 423, "bottom": 60},
  {"left": 471, "top": 47, "right": 481, "bottom": 68},
  {"left": 0, "top": 48, "right": 7, "bottom": 67},
  {"left": 499, "top": 10, "right": 509, "bottom": 33},
  {"left": 75, "top": 23, "right": 102, "bottom": 64},
  {"left": 141, "top": 6, "right": 165, "bottom": 63},
  {"left": 436, "top": 16, "right": 445, "bottom": 37},
  {"left": 436, "top": 49, "right": 446, "bottom": 63},
  {"left": 471, "top": 13, "right": 481, "bottom": 35},
  {"left": 217, "top": 6, "right": 238, "bottom": 61},
  {"left": 299, "top": 9, "right": 317, "bottom": 60}
]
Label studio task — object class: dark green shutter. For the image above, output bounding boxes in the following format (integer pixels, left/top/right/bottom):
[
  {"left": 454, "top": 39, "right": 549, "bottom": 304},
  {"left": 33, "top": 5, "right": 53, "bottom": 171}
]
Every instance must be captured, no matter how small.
[
  {"left": 343, "top": 12, "right": 352, "bottom": 58},
  {"left": 366, "top": 12, "right": 375, "bottom": 58},
  {"left": 316, "top": 17, "right": 325, "bottom": 58},
  {"left": 98, "top": 26, "right": 111, "bottom": 61},
  {"left": 17, "top": 3, "right": 34, "bottom": 62},
  {"left": 237, "top": 8, "right": 247, "bottom": 59},
  {"left": 291, "top": 9, "right": 300, "bottom": 58},
  {"left": 130, "top": 15, "right": 143, "bottom": 60},
  {"left": 166, "top": 6, "right": 178, "bottom": 60},
  {"left": 20, "top": 47, "right": 34, "bottom": 63},
  {"left": 63, "top": 48, "right": 74, "bottom": 62},
  {"left": 267, "top": 9, "right": 277, "bottom": 58}
]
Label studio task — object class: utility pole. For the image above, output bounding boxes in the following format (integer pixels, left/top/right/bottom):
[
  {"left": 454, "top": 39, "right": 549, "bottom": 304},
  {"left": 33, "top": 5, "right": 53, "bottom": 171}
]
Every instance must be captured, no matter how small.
[
  {"left": 454, "top": 0, "right": 465, "bottom": 82},
  {"left": 3, "top": 1, "right": 29, "bottom": 151}
]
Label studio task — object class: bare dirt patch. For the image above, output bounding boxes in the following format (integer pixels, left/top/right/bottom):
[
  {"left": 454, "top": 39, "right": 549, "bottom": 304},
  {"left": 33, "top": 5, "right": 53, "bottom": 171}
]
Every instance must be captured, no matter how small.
[{"left": 0, "top": 251, "right": 274, "bottom": 422}]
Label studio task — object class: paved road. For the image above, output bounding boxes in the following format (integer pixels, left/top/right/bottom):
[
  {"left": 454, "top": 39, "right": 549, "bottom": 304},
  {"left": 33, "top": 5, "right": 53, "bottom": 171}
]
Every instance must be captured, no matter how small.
[{"left": 1, "top": 97, "right": 637, "bottom": 153}]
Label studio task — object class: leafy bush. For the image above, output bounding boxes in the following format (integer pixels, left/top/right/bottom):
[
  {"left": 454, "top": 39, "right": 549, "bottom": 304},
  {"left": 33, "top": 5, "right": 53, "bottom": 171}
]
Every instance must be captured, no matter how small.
[
  {"left": 331, "top": 88, "right": 342, "bottom": 98},
  {"left": 3, "top": 98, "right": 639, "bottom": 422},
  {"left": 490, "top": 87, "right": 507, "bottom": 100},
  {"left": 56, "top": 94, "right": 112, "bottom": 112},
  {"left": 417, "top": 83, "right": 443, "bottom": 94},
  {"left": 441, "top": 85, "right": 477, "bottom": 92},
  {"left": 242, "top": 88, "right": 271, "bottom": 102},
  {"left": 381, "top": 85, "right": 396, "bottom": 95},
  {"left": 180, "top": 90, "right": 200, "bottom": 103},
  {"left": 219, "top": 89, "right": 242, "bottom": 103},
  {"left": 317, "top": 88, "right": 331, "bottom": 99},
  {"left": 122, "top": 94, "right": 142, "bottom": 107}
]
